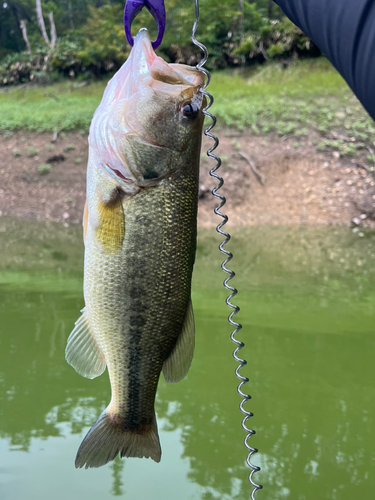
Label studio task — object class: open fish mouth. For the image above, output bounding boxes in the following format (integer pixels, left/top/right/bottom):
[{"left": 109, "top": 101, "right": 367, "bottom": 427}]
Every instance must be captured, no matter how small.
[{"left": 88, "top": 29, "right": 205, "bottom": 186}]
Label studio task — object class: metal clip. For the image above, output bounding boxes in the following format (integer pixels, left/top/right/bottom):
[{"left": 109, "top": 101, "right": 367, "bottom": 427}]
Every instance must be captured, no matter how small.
[{"left": 124, "top": 0, "right": 166, "bottom": 49}]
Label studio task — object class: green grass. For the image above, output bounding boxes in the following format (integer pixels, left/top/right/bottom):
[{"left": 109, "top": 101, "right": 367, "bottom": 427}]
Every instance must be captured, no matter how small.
[
  {"left": 0, "top": 58, "right": 374, "bottom": 158},
  {"left": 209, "top": 58, "right": 375, "bottom": 143},
  {"left": 0, "top": 80, "right": 105, "bottom": 132}
]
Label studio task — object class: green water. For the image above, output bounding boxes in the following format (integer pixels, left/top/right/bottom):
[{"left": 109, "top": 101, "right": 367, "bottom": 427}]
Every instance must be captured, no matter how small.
[{"left": 0, "top": 218, "right": 374, "bottom": 500}]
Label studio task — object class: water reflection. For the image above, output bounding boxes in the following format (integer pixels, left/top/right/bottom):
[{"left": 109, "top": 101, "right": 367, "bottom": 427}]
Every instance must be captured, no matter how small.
[
  {"left": 0, "top": 217, "right": 374, "bottom": 499},
  {"left": 110, "top": 459, "right": 126, "bottom": 497}
]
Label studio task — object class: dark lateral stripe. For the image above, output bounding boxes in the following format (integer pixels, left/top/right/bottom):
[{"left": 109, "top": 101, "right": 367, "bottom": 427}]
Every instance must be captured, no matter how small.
[
  {"left": 121, "top": 179, "right": 197, "bottom": 431},
  {"left": 123, "top": 206, "right": 154, "bottom": 431}
]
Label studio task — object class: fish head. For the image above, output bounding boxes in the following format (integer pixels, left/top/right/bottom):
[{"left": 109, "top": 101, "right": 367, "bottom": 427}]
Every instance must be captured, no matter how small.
[{"left": 89, "top": 29, "right": 206, "bottom": 188}]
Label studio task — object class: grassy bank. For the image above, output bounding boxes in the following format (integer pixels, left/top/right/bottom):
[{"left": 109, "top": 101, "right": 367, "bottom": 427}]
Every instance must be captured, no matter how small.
[{"left": 0, "top": 58, "right": 374, "bottom": 158}]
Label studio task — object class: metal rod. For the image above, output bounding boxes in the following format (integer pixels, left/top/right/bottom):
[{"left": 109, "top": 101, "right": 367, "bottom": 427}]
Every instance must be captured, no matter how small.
[{"left": 190, "top": 1, "right": 262, "bottom": 497}]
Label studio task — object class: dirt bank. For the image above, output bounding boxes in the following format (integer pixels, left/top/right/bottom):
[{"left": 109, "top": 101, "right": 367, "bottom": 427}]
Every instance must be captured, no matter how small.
[{"left": 1, "top": 129, "right": 374, "bottom": 230}]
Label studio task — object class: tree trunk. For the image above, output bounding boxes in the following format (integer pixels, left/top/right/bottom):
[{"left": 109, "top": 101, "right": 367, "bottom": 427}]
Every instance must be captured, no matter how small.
[
  {"left": 48, "top": 12, "right": 57, "bottom": 49},
  {"left": 10, "top": 4, "right": 22, "bottom": 52},
  {"left": 239, "top": 0, "right": 244, "bottom": 40},
  {"left": 20, "top": 20, "right": 32, "bottom": 53},
  {"left": 268, "top": 0, "right": 274, "bottom": 19},
  {"left": 68, "top": 2, "right": 75, "bottom": 31},
  {"left": 36, "top": 0, "right": 50, "bottom": 46},
  {"left": 238, "top": 0, "right": 245, "bottom": 65}
]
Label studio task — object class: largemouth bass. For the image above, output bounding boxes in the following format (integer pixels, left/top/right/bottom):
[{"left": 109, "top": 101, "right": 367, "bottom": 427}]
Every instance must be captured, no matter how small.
[{"left": 65, "top": 29, "right": 206, "bottom": 469}]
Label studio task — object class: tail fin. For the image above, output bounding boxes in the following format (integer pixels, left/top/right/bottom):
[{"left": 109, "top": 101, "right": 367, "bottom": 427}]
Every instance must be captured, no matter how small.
[{"left": 75, "top": 407, "right": 161, "bottom": 468}]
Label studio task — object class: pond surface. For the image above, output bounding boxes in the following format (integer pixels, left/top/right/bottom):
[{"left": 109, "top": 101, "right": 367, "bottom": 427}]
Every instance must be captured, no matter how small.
[{"left": 0, "top": 218, "right": 374, "bottom": 500}]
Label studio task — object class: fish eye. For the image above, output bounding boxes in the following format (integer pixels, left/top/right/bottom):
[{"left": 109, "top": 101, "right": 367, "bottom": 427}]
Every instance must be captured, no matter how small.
[{"left": 181, "top": 101, "right": 198, "bottom": 119}]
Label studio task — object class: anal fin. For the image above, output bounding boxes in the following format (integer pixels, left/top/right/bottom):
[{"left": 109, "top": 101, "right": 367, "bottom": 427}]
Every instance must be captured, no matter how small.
[
  {"left": 163, "top": 300, "right": 195, "bottom": 384},
  {"left": 65, "top": 308, "right": 106, "bottom": 379}
]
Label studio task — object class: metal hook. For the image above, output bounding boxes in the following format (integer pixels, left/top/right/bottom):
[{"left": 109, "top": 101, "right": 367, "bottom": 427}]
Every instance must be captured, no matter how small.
[{"left": 124, "top": 0, "right": 166, "bottom": 49}]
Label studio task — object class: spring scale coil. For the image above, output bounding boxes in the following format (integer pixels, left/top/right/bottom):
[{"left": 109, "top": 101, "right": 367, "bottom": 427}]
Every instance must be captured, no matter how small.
[{"left": 190, "top": 1, "right": 263, "bottom": 497}]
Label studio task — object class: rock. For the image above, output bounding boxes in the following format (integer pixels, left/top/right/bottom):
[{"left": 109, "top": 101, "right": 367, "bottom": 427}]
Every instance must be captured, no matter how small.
[
  {"left": 354, "top": 192, "right": 375, "bottom": 219},
  {"left": 352, "top": 217, "right": 360, "bottom": 226},
  {"left": 46, "top": 154, "right": 65, "bottom": 163},
  {"left": 199, "top": 185, "right": 211, "bottom": 199}
]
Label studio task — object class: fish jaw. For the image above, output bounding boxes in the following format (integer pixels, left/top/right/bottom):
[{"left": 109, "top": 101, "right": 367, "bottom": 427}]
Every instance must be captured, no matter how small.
[{"left": 88, "top": 28, "right": 206, "bottom": 188}]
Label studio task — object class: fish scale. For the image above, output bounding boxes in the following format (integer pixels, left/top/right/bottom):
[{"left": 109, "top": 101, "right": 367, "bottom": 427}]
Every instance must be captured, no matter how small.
[
  {"left": 65, "top": 28, "right": 205, "bottom": 468},
  {"left": 87, "top": 175, "right": 197, "bottom": 425}
]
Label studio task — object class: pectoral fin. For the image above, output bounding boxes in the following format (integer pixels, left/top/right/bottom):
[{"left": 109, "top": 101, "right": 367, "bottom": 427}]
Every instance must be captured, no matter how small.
[
  {"left": 162, "top": 301, "right": 195, "bottom": 383},
  {"left": 96, "top": 189, "right": 125, "bottom": 253},
  {"left": 65, "top": 308, "right": 106, "bottom": 379}
]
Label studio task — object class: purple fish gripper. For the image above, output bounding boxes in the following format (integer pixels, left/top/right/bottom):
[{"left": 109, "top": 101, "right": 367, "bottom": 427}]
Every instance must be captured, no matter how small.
[{"left": 124, "top": 0, "right": 166, "bottom": 49}]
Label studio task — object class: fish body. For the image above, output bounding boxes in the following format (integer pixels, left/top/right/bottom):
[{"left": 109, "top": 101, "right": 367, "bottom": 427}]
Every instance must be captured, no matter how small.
[{"left": 65, "top": 29, "right": 205, "bottom": 468}]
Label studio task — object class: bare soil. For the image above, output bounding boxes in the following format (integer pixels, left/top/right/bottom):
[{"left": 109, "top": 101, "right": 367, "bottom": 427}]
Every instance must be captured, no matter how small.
[{"left": 1, "top": 130, "right": 375, "bottom": 230}]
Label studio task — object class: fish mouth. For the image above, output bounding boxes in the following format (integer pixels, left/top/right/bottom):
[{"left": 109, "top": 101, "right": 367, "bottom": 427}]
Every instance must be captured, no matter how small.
[
  {"left": 132, "top": 29, "right": 199, "bottom": 87},
  {"left": 90, "top": 29, "right": 204, "bottom": 187}
]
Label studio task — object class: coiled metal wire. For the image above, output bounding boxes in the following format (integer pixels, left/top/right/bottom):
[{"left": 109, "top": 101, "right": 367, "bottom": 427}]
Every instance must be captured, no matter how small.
[{"left": 191, "top": 1, "right": 262, "bottom": 497}]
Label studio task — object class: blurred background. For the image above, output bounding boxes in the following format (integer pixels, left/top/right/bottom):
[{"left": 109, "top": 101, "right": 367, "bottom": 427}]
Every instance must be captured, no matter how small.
[{"left": 0, "top": 0, "right": 317, "bottom": 78}]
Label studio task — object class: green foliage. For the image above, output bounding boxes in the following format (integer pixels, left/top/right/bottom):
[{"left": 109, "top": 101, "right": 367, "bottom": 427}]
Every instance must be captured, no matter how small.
[
  {"left": 74, "top": 5, "right": 129, "bottom": 73},
  {"left": 0, "top": 0, "right": 318, "bottom": 85},
  {"left": 27, "top": 146, "right": 39, "bottom": 157},
  {"left": 235, "top": 17, "right": 316, "bottom": 61},
  {"left": 38, "top": 163, "right": 52, "bottom": 174}
]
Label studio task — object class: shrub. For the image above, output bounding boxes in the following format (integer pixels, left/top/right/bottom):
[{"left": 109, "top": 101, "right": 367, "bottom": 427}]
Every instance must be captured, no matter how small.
[
  {"left": 235, "top": 18, "right": 319, "bottom": 62},
  {"left": 38, "top": 164, "right": 52, "bottom": 174},
  {"left": 0, "top": 47, "right": 53, "bottom": 85},
  {"left": 0, "top": 2, "right": 319, "bottom": 87}
]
